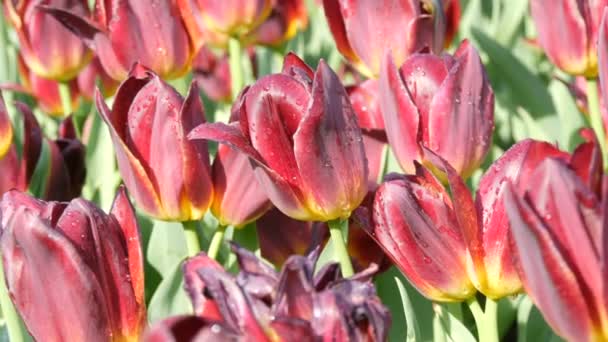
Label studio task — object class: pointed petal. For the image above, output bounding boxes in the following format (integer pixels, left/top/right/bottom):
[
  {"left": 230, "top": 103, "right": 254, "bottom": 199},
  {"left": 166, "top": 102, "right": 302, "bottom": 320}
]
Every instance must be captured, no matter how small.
[
  {"left": 322, "top": 0, "right": 362, "bottom": 71},
  {"left": 183, "top": 253, "right": 225, "bottom": 321},
  {"left": 273, "top": 255, "right": 315, "bottom": 320}
]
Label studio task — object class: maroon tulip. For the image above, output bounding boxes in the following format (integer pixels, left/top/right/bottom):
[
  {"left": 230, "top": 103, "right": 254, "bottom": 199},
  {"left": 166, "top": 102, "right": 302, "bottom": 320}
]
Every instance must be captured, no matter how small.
[
  {"left": 322, "top": 0, "right": 445, "bottom": 78},
  {"left": 144, "top": 244, "right": 390, "bottom": 341},
  {"left": 504, "top": 149, "right": 607, "bottom": 341},
  {"left": 41, "top": 0, "right": 194, "bottom": 81},
  {"left": 346, "top": 79, "right": 387, "bottom": 185},
  {"left": 4, "top": 0, "right": 92, "bottom": 81},
  {"left": 531, "top": 0, "right": 608, "bottom": 77},
  {"left": 77, "top": 57, "right": 120, "bottom": 100},
  {"left": 95, "top": 64, "right": 213, "bottom": 221},
  {"left": 0, "top": 97, "right": 85, "bottom": 201},
  {"left": 189, "top": 53, "right": 368, "bottom": 222},
  {"left": 379, "top": 40, "right": 494, "bottom": 179},
  {"left": 0, "top": 187, "right": 145, "bottom": 342}
]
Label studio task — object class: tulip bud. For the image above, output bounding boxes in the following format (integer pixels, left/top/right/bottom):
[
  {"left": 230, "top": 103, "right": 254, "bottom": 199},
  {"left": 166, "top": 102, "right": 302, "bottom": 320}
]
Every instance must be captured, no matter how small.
[
  {"left": 244, "top": 0, "right": 308, "bottom": 47},
  {"left": 0, "top": 187, "right": 146, "bottom": 342},
  {"left": 41, "top": 0, "right": 194, "bottom": 81},
  {"left": 77, "top": 57, "right": 120, "bottom": 100},
  {"left": 504, "top": 157, "right": 607, "bottom": 341},
  {"left": 379, "top": 40, "right": 494, "bottom": 179},
  {"left": 4, "top": 0, "right": 92, "bottom": 81},
  {"left": 96, "top": 64, "right": 213, "bottom": 221},
  {"left": 189, "top": 53, "right": 368, "bottom": 222},
  {"left": 15, "top": 54, "right": 80, "bottom": 117},
  {"left": 531, "top": 0, "right": 608, "bottom": 77},
  {"left": 192, "top": 46, "right": 233, "bottom": 103},
  {"left": 322, "top": 0, "right": 445, "bottom": 78}
]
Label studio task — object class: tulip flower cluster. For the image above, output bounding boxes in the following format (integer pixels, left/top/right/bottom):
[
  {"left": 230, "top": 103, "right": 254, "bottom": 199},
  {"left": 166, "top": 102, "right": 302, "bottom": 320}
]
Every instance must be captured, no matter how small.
[{"left": 2, "top": 1, "right": 608, "bottom": 342}]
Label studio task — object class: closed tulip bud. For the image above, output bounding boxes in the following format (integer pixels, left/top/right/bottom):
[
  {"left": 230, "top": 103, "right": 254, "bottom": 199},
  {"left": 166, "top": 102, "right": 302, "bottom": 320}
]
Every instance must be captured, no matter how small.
[
  {"left": 346, "top": 79, "right": 387, "bottom": 185},
  {"left": 370, "top": 165, "right": 476, "bottom": 302},
  {"left": 77, "top": 57, "right": 120, "bottom": 100},
  {"left": 189, "top": 53, "right": 368, "bottom": 222},
  {"left": 531, "top": 0, "right": 608, "bottom": 77},
  {"left": 4, "top": 0, "right": 92, "bottom": 81},
  {"left": 323, "top": 0, "right": 445, "bottom": 78},
  {"left": 147, "top": 244, "right": 390, "bottom": 341},
  {"left": 178, "top": 0, "right": 272, "bottom": 50},
  {"left": 95, "top": 64, "right": 213, "bottom": 221},
  {"left": 0, "top": 187, "right": 146, "bottom": 342},
  {"left": 245, "top": 0, "right": 308, "bottom": 47},
  {"left": 379, "top": 40, "right": 494, "bottom": 179},
  {"left": 15, "top": 55, "right": 80, "bottom": 117},
  {"left": 41, "top": 0, "right": 194, "bottom": 81},
  {"left": 504, "top": 156, "right": 607, "bottom": 341}
]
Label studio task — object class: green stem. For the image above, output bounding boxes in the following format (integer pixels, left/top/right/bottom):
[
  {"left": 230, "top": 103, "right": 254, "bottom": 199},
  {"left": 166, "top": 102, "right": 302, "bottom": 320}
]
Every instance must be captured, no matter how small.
[
  {"left": 228, "top": 37, "right": 243, "bottom": 101},
  {"left": 0, "top": 261, "right": 28, "bottom": 342},
  {"left": 586, "top": 78, "right": 608, "bottom": 167},
  {"left": 207, "top": 225, "right": 226, "bottom": 260},
  {"left": 467, "top": 296, "right": 486, "bottom": 341},
  {"left": 327, "top": 218, "right": 354, "bottom": 277},
  {"left": 182, "top": 221, "right": 202, "bottom": 257},
  {"left": 483, "top": 298, "right": 500, "bottom": 342},
  {"left": 376, "top": 144, "right": 390, "bottom": 184},
  {"left": 58, "top": 82, "right": 73, "bottom": 116}
]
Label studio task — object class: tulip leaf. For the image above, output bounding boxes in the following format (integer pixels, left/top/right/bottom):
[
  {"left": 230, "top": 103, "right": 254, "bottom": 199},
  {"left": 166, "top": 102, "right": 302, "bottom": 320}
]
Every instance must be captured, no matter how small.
[
  {"left": 548, "top": 79, "right": 585, "bottom": 151},
  {"left": 433, "top": 304, "right": 476, "bottom": 342},
  {"left": 494, "top": 0, "right": 528, "bottom": 45},
  {"left": 146, "top": 220, "right": 190, "bottom": 276},
  {"left": 395, "top": 277, "right": 421, "bottom": 342},
  {"left": 147, "top": 261, "right": 192, "bottom": 324},
  {"left": 27, "top": 139, "right": 51, "bottom": 199}
]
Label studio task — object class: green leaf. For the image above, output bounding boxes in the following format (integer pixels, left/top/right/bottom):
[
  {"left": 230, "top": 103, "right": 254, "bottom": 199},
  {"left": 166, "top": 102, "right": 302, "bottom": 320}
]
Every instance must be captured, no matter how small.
[
  {"left": 548, "top": 79, "right": 585, "bottom": 151},
  {"left": 394, "top": 277, "right": 421, "bottom": 342},
  {"left": 27, "top": 139, "right": 51, "bottom": 198},
  {"left": 433, "top": 304, "right": 476, "bottom": 342},
  {"left": 146, "top": 220, "right": 190, "bottom": 276},
  {"left": 147, "top": 261, "right": 192, "bottom": 324}
]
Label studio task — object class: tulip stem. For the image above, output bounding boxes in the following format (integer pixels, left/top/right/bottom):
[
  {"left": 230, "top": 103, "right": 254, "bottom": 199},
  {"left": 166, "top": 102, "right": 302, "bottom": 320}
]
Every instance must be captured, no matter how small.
[
  {"left": 0, "top": 261, "right": 29, "bottom": 342},
  {"left": 182, "top": 221, "right": 202, "bottom": 257},
  {"left": 328, "top": 218, "right": 354, "bottom": 277},
  {"left": 229, "top": 37, "right": 243, "bottom": 101},
  {"left": 58, "top": 82, "right": 73, "bottom": 117},
  {"left": 483, "top": 298, "right": 499, "bottom": 342},
  {"left": 207, "top": 225, "right": 226, "bottom": 260},
  {"left": 586, "top": 78, "right": 608, "bottom": 167}
]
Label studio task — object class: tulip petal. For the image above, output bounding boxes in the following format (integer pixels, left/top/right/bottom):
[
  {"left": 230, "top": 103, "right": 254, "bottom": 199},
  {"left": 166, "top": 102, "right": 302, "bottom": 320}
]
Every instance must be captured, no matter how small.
[
  {"left": 504, "top": 183, "right": 597, "bottom": 342},
  {"left": 322, "top": 0, "right": 362, "bottom": 72},
  {"left": 273, "top": 255, "right": 315, "bottom": 320},
  {"left": 427, "top": 42, "right": 494, "bottom": 177},
  {"left": 600, "top": 7, "right": 608, "bottom": 110},
  {"left": 570, "top": 129, "right": 603, "bottom": 195},
  {"left": 293, "top": 60, "right": 368, "bottom": 219},
  {"left": 379, "top": 53, "right": 421, "bottom": 173},
  {"left": 0, "top": 147, "right": 23, "bottom": 195},
  {"left": 183, "top": 253, "right": 225, "bottom": 320},
  {"left": 282, "top": 52, "right": 314, "bottom": 80},
  {"left": 143, "top": 315, "right": 238, "bottom": 342},
  {"left": 0, "top": 93, "right": 12, "bottom": 159},
  {"left": 1, "top": 207, "right": 111, "bottom": 342}
]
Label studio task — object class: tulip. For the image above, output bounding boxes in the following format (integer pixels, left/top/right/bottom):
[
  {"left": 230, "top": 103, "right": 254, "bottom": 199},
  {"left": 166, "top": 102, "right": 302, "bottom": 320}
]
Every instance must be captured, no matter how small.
[
  {"left": 178, "top": 0, "right": 272, "bottom": 50},
  {"left": 322, "top": 0, "right": 445, "bottom": 78},
  {"left": 3, "top": 0, "right": 92, "bottom": 81},
  {"left": 504, "top": 158, "right": 607, "bottom": 341},
  {"left": 379, "top": 40, "right": 494, "bottom": 179},
  {"left": 77, "top": 57, "right": 120, "bottom": 100},
  {"left": 244, "top": 0, "right": 308, "bottom": 47},
  {"left": 144, "top": 244, "right": 390, "bottom": 341},
  {"left": 442, "top": 0, "right": 461, "bottom": 48},
  {"left": 95, "top": 64, "right": 213, "bottom": 221},
  {"left": 0, "top": 93, "right": 11, "bottom": 160},
  {"left": 346, "top": 79, "right": 387, "bottom": 184},
  {"left": 0, "top": 187, "right": 145, "bottom": 342},
  {"left": 189, "top": 53, "right": 367, "bottom": 222},
  {"left": 192, "top": 46, "right": 233, "bottom": 102},
  {"left": 530, "top": 0, "right": 608, "bottom": 77},
  {"left": 41, "top": 0, "right": 194, "bottom": 81},
  {"left": 0, "top": 97, "right": 85, "bottom": 201},
  {"left": 210, "top": 143, "right": 272, "bottom": 227},
  {"left": 14, "top": 54, "right": 80, "bottom": 117}
]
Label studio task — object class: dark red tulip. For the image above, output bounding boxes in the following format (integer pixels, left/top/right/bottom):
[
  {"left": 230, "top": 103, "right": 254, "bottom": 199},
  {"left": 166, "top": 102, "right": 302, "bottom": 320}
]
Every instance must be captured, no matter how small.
[
  {"left": 0, "top": 97, "right": 85, "bottom": 201},
  {"left": 77, "top": 57, "right": 120, "bottom": 100},
  {"left": 189, "top": 53, "right": 368, "bottom": 222},
  {"left": 379, "top": 40, "right": 494, "bottom": 179},
  {"left": 145, "top": 244, "right": 390, "bottom": 341},
  {"left": 41, "top": 0, "right": 194, "bottom": 81},
  {"left": 322, "top": 0, "right": 445, "bottom": 78},
  {"left": 4, "top": 0, "right": 92, "bottom": 81},
  {"left": 0, "top": 187, "right": 146, "bottom": 342},
  {"left": 531, "top": 0, "right": 608, "bottom": 77},
  {"left": 245, "top": 0, "right": 308, "bottom": 47},
  {"left": 504, "top": 153, "right": 607, "bottom": 341},
  {"left": 95, "top": 64, "right": 213, "bottom": 221},
  {"left": 346, "top": 79, "right": 387, "bottom": 185}
]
